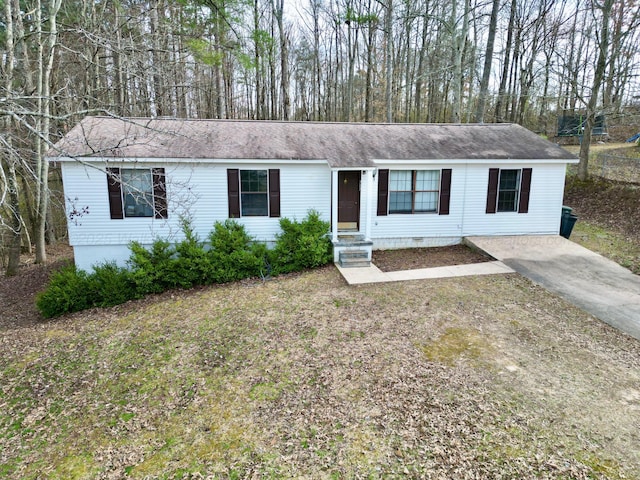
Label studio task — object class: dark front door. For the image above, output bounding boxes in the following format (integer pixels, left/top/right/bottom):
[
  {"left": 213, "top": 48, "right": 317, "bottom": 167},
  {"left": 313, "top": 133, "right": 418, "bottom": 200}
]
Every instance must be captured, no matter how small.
[{"left": 338, "top": 171, "right": 360, "bottom": 228}]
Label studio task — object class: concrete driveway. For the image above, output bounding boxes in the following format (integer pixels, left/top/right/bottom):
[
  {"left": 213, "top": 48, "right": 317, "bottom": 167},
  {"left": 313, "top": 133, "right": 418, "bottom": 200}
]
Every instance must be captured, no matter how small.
[{"left": 467, "top": 235, "right": 640, "bottom": 341}]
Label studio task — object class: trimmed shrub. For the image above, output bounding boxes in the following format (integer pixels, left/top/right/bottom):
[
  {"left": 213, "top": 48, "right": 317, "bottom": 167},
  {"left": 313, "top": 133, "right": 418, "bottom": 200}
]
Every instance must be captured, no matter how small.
[
  {"left": 270, "top": 210, "right": 332, "bottom": 274},
  {"left": 36, "top": 264, "right": 96, "bottom": 318},
  {"left": 36, "top": 214, "right": 332, "bottom": 318},
  {"left": 89, "top": 262, "right": 137, "bottom": 307},
  {"left": 173, "top": 219, "right": 211, "bottom": 288},
  {"left": 207, "top": 220, "right": 267, "bottom": 283},
  {"left": 127, "top": 239, "right": 177, "bottom": 294}
]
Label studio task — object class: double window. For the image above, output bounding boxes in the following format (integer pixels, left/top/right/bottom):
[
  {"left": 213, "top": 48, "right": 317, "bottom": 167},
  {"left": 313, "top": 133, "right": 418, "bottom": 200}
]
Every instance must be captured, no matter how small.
[
  {"left": 227, "top": 169, "right": 280, "bottom": 218},
  {"left": 389, "top": 170, "right": 440, "bottom": 213},
  {"left": 486, "top": 168, "right": 532, "bottom": 214},
  {"left": 377, "top": 169, "right": 451, "bottom": 216},
  {"left": 107, "top": 167, "right": 167, "bottom": 219}
]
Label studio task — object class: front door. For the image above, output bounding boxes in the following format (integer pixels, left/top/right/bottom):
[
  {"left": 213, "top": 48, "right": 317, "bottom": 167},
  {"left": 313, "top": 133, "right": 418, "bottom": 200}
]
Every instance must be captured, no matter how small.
[{"left": 338, "top": 171, "right": 360, "bottom": 230}]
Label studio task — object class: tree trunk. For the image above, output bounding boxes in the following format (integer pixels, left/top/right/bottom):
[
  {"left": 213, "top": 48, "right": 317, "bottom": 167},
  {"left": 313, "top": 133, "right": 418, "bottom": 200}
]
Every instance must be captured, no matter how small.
[
  {"left": 495, "top": 0, "right": 516, "bottom": 122},
  {"left": 385, "top": 0, "right": 393, "bottom": 123},
  {"left": 578, "top": 0, "right": 614, "bottom": 181},
  {"left": 32, "top": 0, "right": 59, "bottom": 264},
  {"left": 275, "top": 0, "right": 290, "bottom": 120},
  {"left": 474, "top": 0, "right": 500, "bottom": 123},
  {"left": 414, "top": 1, "right": 431, "bottom": 122},
  {"left": 450, "top": 0, "right": 470, "bottom": 123},
  {"left": 364, "top": 1, "right": 376, "bottom": 122},
  {"left": 312, "top": 0, "right": 321, "bottom": 120},
  {"left": 3, "top": 0, "right": 21, "bottom": 276}
]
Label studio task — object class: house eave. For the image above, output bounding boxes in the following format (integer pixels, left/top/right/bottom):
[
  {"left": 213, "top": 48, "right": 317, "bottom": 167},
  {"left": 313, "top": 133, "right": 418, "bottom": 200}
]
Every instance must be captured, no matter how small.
[
  {"left": 50, "top": 156, "right": 330, "bottom": 166},
  {"left": 373, "top": 157, "right": 579, "bottom": 165}
]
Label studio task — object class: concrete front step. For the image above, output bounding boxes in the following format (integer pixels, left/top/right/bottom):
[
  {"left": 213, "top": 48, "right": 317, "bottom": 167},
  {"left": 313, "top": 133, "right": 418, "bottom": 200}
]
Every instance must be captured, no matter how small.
[{"left": 339, "top": 250, "right": 371, "bottom": 268}]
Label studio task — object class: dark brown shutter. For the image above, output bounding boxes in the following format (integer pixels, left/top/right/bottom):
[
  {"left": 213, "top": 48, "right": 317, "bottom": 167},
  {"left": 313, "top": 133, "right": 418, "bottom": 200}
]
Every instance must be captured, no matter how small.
[
  {"left": 377, "top": 169, "right": 389, "bottom": 216},
  {"left": 227, "top": 169, "right": 240, "bottom": 218},
  {"left": 518, "top": 168, "right": 532, "bottom": 213},
  {"left": 106, "top": 167, "right": 124, "bottom": 220},
  {"left": 268, "top": 169, "right": 280, "bottom": 217},
  {"left": 439, "top": 169, "right": 452, "bottom": 215},
  {"left": 486, "top": 168, "right": 499, "bottom": 214},
  {"left": 152, "top": 168, "right": 168, "bottom": 219}
]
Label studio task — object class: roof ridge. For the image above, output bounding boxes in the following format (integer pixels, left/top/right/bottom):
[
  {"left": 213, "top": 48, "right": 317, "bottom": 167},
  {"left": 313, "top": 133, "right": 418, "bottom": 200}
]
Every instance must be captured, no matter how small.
[{"left": 86, "top": 116, "right": 517, "bottom": 127}]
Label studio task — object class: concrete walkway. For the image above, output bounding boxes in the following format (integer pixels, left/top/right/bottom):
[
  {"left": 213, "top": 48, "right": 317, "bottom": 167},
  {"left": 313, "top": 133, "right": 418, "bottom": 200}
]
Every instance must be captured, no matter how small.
[
  {"left": 467, "top": 235, "right": 640, "bottom": 341},
  {"left": 336, "top": 260, "right": 514, "bottom": 285}
]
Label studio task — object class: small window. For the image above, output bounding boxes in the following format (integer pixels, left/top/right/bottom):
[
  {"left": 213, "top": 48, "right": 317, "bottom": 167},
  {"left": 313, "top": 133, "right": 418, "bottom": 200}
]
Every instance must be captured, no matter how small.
[
  {"left": 122, "top": 169, "right": 154, "bottom": 217},
  {"left": 240, "top": 170, "right": 268, "bottom": 216},
  {"left": 389, "top": 170, "right": 440, "bottom": 214},
  {"left": 486, "top": 168, "right": 532, "bottom": 214},
  {"left": 497, "top": 169, "right": 521, "bottom": 212}
]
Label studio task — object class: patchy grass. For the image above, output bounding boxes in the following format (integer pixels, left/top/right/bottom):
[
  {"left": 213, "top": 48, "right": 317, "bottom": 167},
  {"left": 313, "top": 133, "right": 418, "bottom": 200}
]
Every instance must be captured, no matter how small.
[
  {"left": 2, "top": 268, "right": 640, "bottom": 479},
  {"left": 564, "top": 171, "right": 640, "bottom": 274},
  {"left": 571, "top": 221, "right": 640, "bottom": 274},
  {"left": 420, "top": 327, "right": 495, "bottom": 367}
]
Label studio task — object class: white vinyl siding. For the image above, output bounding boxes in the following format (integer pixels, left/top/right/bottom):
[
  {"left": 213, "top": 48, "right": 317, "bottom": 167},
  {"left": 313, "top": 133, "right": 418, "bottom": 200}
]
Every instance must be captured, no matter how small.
[
  {"left": 62, "top": 160, "right": 331, "bottom": 271},
  {"left": 61, "top": 156, "right": 569, "bottom": 271},
  {"left": 369, "top": 161, "right": 567, "bottom": 247},
  {"left": 460, "top": 163, "right": 565, "bottom": 236}
]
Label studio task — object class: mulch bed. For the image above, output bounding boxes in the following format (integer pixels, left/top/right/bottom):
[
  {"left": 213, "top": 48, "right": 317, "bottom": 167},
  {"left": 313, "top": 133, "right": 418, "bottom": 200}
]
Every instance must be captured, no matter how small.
[
  {"left": 372, "top": 244, "right": 493, "bottom": 272},
  {"left": 0, "top": 244, "right": 73, "bottom": 331}
]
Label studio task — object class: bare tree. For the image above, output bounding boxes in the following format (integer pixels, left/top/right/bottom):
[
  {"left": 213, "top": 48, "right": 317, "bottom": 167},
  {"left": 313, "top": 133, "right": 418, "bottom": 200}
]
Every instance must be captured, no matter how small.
[
  {"left": 578, "top": 0, "right": 614, "bottom": 181},
  {"left": 1, "top": 0, "right": 21, "bottom": 275},
  {"left": 474, "top": 0, "right": 500, "bottom": 123}
]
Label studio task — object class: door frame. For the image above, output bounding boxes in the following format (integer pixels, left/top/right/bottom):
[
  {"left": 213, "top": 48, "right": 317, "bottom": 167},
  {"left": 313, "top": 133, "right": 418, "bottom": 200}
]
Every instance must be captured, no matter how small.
[{"left": 337, "top": 170, "right": 361, "bottom": 231}]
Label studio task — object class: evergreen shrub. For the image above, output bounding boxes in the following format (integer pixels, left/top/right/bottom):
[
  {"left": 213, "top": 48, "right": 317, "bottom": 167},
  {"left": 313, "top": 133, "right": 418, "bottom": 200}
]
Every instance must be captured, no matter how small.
[
  {"left": 36, "top": 264, "right": 96, "bottom": 318},
  {"left": 128, "top": 239, "right": 177, "bottom": 294},
  {"left": 89, "top": 262, "right": 137, "bottom": 307},
  {"left": 36, "top": 213, "right": 333, "bottom": 318},
  {"left": 173, "top": 219, "right": 211, "bottom": 288},
  {"left": 207, "top": 220, "right": 268, "bottom": 283},
  {"left": 270, "top": 210, "right": 332, "bottom": 274}
]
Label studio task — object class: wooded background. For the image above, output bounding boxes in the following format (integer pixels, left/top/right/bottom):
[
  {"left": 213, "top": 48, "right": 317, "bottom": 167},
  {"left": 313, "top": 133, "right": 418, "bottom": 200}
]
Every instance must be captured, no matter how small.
[{"left": 1, "top": 0, "right": 640, "bottom": 273}]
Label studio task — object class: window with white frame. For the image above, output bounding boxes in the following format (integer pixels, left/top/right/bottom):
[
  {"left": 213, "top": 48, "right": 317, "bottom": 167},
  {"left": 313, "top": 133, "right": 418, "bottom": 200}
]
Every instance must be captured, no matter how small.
[
  {"left": 486, "top": 167, "right": 532, "bottom": 214},
  {"left": 240, "top": 170, "right": 268, "bottom": 216},
  {"left": 106, "top": 167, "right": 167, "bottom": 220},
  {"left": 388, "top": 170, "right": 440, "bottom": 214},
  {"left": 122, "top": 169, "right": 155, "bottom": 217},
  {"left": 497, "top": 169, "right": 521, "bottom": 212},
  {"left": 227, "top": 168, "right": 280, "bottom": 218}
]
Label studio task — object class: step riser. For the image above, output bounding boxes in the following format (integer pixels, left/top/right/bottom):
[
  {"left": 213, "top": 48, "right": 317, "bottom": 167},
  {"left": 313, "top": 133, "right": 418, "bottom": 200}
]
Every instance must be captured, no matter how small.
[
  {"left": 339, "top": 249, "right": 371, "bottom": 268},
  {"left": 340, "top": 261, "right": 371, "bottom": 268},
  {"left": 340, "top": 252, "right": 369, "bottom": 259}
]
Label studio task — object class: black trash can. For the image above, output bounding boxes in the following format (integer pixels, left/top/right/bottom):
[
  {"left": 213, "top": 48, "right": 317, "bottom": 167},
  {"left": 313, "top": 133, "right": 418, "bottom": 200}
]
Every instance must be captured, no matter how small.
[{"left": 560, "top": 213, "right": 578, "bottom": 239}]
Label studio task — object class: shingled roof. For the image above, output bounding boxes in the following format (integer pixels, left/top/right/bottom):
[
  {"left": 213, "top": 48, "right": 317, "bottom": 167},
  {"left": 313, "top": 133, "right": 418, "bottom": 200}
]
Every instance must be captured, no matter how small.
[{"left": 51, "top": 117, "right": 576, "bottom": 168}]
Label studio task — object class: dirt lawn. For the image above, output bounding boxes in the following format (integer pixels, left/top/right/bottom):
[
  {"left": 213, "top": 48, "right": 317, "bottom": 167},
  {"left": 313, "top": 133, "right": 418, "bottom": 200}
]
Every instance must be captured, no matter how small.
[
  {"left": 2, "top": 257, "right": 640, "bottom": 478},
  {"left": 2, "top": 167, "right": 640, "bottom": 478}
]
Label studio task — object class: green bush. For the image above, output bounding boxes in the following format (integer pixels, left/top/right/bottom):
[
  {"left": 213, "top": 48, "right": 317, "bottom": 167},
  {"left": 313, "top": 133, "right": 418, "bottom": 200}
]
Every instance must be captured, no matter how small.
[
  {"left": 173, "top": 219, "right": 211, "bottom": 288},
  {"left": 207, "top": 220, "right": 267, "bottom": 283},
  {"left": 36, "top": 264, "right": 96, "bottom": 318},
  {"left": 90, "top": 262, "right": 137, "bottom": 307},
  {"left": 36, "top": 214, "right": 332, "bottom": 318},
  {"left": 128, "top": 239, "right": 178, "bottom": 294},
  {"left": 270, "top": 210, "right": 332, "bottom": 274}
]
